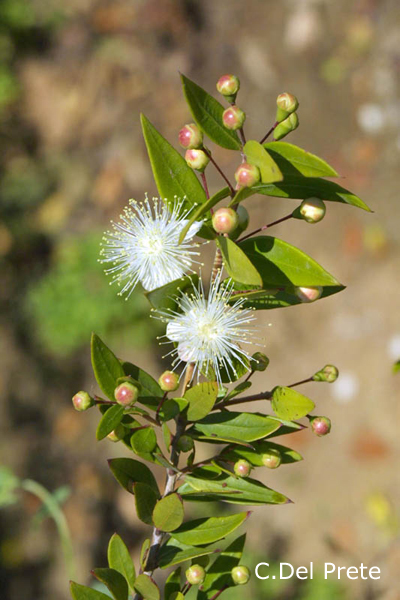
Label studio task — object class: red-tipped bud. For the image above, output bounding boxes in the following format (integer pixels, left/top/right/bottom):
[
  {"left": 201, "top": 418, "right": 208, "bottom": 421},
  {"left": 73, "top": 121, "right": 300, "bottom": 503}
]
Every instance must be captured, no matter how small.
[
  {"left": 185, "top": 149, "right": 210, "bottom": 172},
  {"left": 177, "top": 435, "right": 194, "bottom": 453},
  {"left": 251, "top": 352, "right": 270, "bottom": 372},
  {"left": 231, "top": 565, "right": 251, "bottom": 585},
  {"left": 212, "top": 207, "right": 239, "bottom": 235},
  {"left": 107, "top": 424, "right": 127, "bottom": 442},
  {"left": 72, "top": 391, "right": 94, "bottom": 412},
  {"left": 186, "top": 564, "right": 206, "bottom": 586},
  {"left": 114, "top": 382, "right": 139, "bottom": 407},
  {"left": 158, "top": 370, "right": 180, "bottom": 392},
  {"left": 310, "top": 416, "right": 331, "bottom": 437},
  {"left": 299, "top": 198, "right": 326, "bottom": 224},
  {"left": 261, "top": 449, "right": 282, "bottom": 469},
  {"left": 313, "top": 364, "right": 339, "bottom": 383},
  {"left": 276, "top": 92, "right": 299, "bottom": 122},
  {"left": 295, "top": 286, "right": 322, "bottom": 303},
  {"left": 216, "top": 74, "right": 240, "bottom": 101},
  {"left": 178, "top": 123, "right": 203, "bottom": 149},
  {"left": 234, "top": 459, "right": 252, "bottom": 478},
  {"left": 273, "top": 113, "right": 299, "bottom": 141},
  {"left": 234, "top": 162, "right": 261, "bottom": 188},
  {"left": 222, "top": 105, "right": 246, "bottom": 131}
]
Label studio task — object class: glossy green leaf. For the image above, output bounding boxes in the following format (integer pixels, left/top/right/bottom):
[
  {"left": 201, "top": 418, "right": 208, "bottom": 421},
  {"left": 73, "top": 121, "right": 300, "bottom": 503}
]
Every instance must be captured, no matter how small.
[
  {"left": 152, "top": 493, "right": 184, "bottom": 532},
  {"left": 181, "top": 74, "right": 241, "bottom": 150},
  {"left": 159, "top": 398, "right": 189, "bottom": 422},
  {"left": 185, "top": 382, "right": 218, "bottom": 421},
  {"left": 107, "top": 534, "right": 136, "bottom": 593},
  {"left": 133, "top": 482, "right": 159, "bottom": 525},
  {"left": 164, "top": 568, "right": 182, "bottom": 598},
  {"left": 131, "top": 427, "right": 158, "bottom": 462},
  {"left": 159, "top": 540, "right": 218, "bottom": 569},
  {"left": 193, "top": 412, "right": 281, "bottom": 442},
  {"left": 145, "top": 274, "right": 199, "bottom": 313},
  {"left": 244, "top": 140, "right": 283, "bottom": 183},
  {"left": 96, "top": 405, "right": 125, "bottom": 441},
  {"left": 108, "top": 458, "right": 159, "bottom": 496},
  {"left": 271, "top": 386, "right": 315, "bottom": 420},
  {"left": 121, "top": 362, "right": 163, "bottom": 399},
  {"left": 263, "top": 142, "right": 339, "bottom": 177},
  {"left": 178, "top": 187, "right": 230, "bottom": 244},
  {"left": 91, "top": 333, "right": 125, "bottom": 400},
  {"left": 191, "top": 433, "right": 257, "bottom": 448},
  {"left": 220, "top": 440, "right": 303, "bottom": 466},
  {"left": 133, "top": 574, "right": 160, "bottom": 600},
  {"left": 197, "top": 535, "right": 246, "bottom": 599},
  {"left": 239, "top": 236, "right": 340, "bottom": 287},
  {"left": 223, "top": 381, "right": 252, "bottom": 402},
  {"left": 141, "top": 114, "right": 206, "bottom": 213},
  {"left": 70, "top": 582, "right": 111, "bottom": 600},
  {"left": 216, "top": 237, "right": 262, "bottom": 287},
  {"left": 170, "top": 512, "right": 247, "bottom": 546},
  {"left": 92, "top": 568, "right": 128, "bottom": 600}
]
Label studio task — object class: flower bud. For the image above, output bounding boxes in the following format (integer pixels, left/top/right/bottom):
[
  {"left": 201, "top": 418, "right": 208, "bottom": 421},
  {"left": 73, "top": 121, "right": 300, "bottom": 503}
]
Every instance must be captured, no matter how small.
[
  {"left": 185, "top": 149, "right": 210, "bottom": 172},
  {"left": 299, "top": 198, "right": 326, "bottom": 224},
  {"left": 178, "top": 123, "right": 203, "bottom": 149},
  {"left": 251, "top": 352, "right": 270, "bottom": 372},
  {"left": 231, "top": 565, "right": 251, "bottom": 585},
  {"left": 72, "top": 391, "right": 94, "bottom": 412},
  {"left": 114, "top": 382, "right": 139, "bottom": 407},
  {"left": 273, "top": 113, "right": 299, "bottom": 141},
  {"left": 222, "top": 105, "right": 246, "bottom": 131},
  {"left": 107, "top": 424, "right": 127, "bottom": 442},
  {"left": 234, "top": 459, "right": 252, "bottom": 478},
  {"left": 309, "top": 416, "right": 331, "bottom": 437},
  {"left": 276, "top": 92, "right": 299, "bottom": 122},
  {"left": 231, "top": 205, "right": 249, "bottom": 239},
  {"left": 158, "top": 370, "right": 180, "bottom": 392},
  {"left": 313, "top": 364, "right": 339, "bottom": 383},
  {"left": 177, "top": 435, "right": 194, "bottom": 453},
  {"left": 295, "top": 286, "right": 322, "bottom": 303},
  {"left": 234, "top": 162, "right": 261, "bottom": 188},
  {"left": 186, "top": 564, "right": 206, "bottom": 586},
  {"left": 261, "top": 449, "right": 282, "bottom": 469},
  {"left": 212, "top": 207, "right": 239, "bottom": 235},
  {"left": 216, "top": 74, "right": 240, "bottom": 102}
]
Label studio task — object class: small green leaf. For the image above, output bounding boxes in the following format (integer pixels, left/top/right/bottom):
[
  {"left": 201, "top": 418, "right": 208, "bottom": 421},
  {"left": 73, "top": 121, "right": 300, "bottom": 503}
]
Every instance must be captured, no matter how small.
[
  {"left": 197, "top": 535, "right": 246, "bottom": 599},
  {"left": 108, "top": 458, "right": 160, "bottom": 496},
  {"left": 170, "top": 512, "right": 248, "bottom": 546},
  {"left": 159, "top": 541, "right": 218, "bottom": 569},
  {"left": 178, "top": 187, "right": 230, "bottom": 244},
  {"left": 96, "top": 405, "right": 125, "bottom": 441},
  {"left": 216, "top": 237, "right": 262, "bottom": 287},
  {"left": 164, "top": 568, "right": 182, "bottom": 598},
  {"left": 181, "top": 74, "right": 241, "bottom": 150},
  {"left": 185, "top": 382, "right": 218, "bottom": 421},
  {"left": 263, "top": 142, "right": 339, "bottom": 177},
  {"left": 223, "top": 381, "right": 252, "bottom": 402},
  {"left": 152, "top": 493, "right": 184, "bottom": 532},
  {"left": 220, "top": 440, "right": 303, "bottom": 466},
  {"left": 131, "top": 427, "right": 158, "bottom": 462},
  {"left": 92, "top": 568, "right": 128, "bottom": 600},
  {"left": 91, "top": 334, "right": 125, "bottom": 400},
  {"left": 70, "top": 582, "right": 111, "bottom": 600},
  {"left": 140, "top": 539, "right": 151, "bottom": 570},
  {"left": 107, "top": 533, "right": 136, "bottom": 592},
  {"left": 244, "top": 140, "right": 283, "bottom": 183},
  {"left": 133, "top": 574, "right": 160, "bottom": 600},
  {"left": 145, "top": 275, "right": 198, "bottom": 312},
  {"left": 193, "top": 412, "right": 281, "bottom": 442},
  {"left": 159, "top": 398, "right": 189, "bottom": 422},
  {"left": 133, "top": 482, "right": 159, "bottom": 525},
  {"left": 141, "top": 114, "right": 206, "bottom": 213},
  {"left": 271, "top": 386, "right": 315, "bottom": 420}
]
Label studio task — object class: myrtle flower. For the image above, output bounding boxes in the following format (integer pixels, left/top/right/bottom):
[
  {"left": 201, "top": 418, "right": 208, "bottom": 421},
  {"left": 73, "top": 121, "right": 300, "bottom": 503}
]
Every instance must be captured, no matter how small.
[
  {"left": 100, "top": 196, "right": 202, "bottom": 297},
  {"left": 159, "top": 274, "right": 257, "bottom": 385}
]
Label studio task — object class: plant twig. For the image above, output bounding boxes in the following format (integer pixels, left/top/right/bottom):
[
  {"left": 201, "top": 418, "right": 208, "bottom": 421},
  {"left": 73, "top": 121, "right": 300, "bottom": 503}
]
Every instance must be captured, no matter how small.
[
  {"left": 260, "top": 121, "right": 278, "bottom": 144},
  {"left": 203, "top": 148, "right": 234, "bottom": 196},
  {"left": 237, "top": 213, "right": 293, "bottom": 243},
  {"left": 210, "top": 585, "right": 228, "bottom": 600}
]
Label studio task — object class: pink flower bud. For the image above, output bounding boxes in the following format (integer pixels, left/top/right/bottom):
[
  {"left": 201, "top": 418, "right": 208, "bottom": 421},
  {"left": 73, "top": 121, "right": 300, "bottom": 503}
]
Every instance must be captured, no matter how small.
[
  {"left": 186, "top": 564, "right": 206, "bottom": 585},
  {"left": 231, "top": 565, "right": 251, "bottom": 585},
  {"left": 276, "top": 92, "right": 299, "bottom": 122},
  {"left": 185, "top": 149, "right": 210, "bottom": 172},
  {"left": 234, "top": 162, "right": 261, "bottom": 188},
  {"left": 310, "top": 416, "right": 331, "bottom": 437},
  {"left": 114, "top": 382, "right": 139, "bottom": 407},
  {"left": 261, "top": 449, "right": 282, "bottom": 469},
  {"left": 234, "top": 459, "right": 252, "bottom": 478},
  {"left": 300, "top": 197, "right": 326, "bottom": 224},
  {"left": 178, "top": 123, "right": 203, "bottom": 149},
  {"left": 72, "top": 391, "right": 94, "bottom": 412},
  {"left": 107, "top": 424, "right": 127, "bottom": 442},
  {"left": 313, "top": 364, "right": 339, "bottom": 383},
  {"left": 222, "top": 105, "right": 246, "bottom": 131},
  {"left": 295, "top": 286, "right": 323, "bottom": 303},
  {"left": 212, "top": 207, "right": 239, "bottom": 234},
  {"left": 216, "top": 74, "right": 240, "bottom": 98},
  {"left": 158, "top": 370, "right": 180, "bottom": 392}
]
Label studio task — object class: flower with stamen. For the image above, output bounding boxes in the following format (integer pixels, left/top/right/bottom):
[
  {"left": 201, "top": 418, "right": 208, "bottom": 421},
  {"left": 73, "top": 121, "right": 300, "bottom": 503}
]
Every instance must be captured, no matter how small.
[
  {"left": 100, "top": 196, "right": 202, "bottom": 296},
  {"left": 159, "top": 274, "right": 257, "bottom": 385}
]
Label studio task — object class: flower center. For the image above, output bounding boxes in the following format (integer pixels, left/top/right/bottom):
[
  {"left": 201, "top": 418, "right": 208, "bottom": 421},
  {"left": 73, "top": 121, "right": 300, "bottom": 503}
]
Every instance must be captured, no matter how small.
[
  {"left": 196, "top": 315, "right": 221, "bottom": 341},
  {"left": 137, "top": 229, "right": 166, "bottom": 258}
]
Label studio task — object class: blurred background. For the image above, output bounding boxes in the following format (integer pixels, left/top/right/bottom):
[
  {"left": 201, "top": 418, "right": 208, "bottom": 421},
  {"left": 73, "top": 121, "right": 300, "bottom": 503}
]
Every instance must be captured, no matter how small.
[{"left": 0, "top": 0, "right": 399, "bottom": 598}]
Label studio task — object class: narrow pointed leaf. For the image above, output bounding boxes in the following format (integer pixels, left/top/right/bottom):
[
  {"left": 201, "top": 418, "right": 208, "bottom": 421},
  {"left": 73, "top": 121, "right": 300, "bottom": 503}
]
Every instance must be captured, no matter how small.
[
  {"left": 244, "top": 140, "right": 283, "bottom": 183},
  {"left": 216, "top": 237, "right": 262, "bottom": 287},
  {"left": 91, "top": 334, "right": 125, "bottom": 400},
  {"left": 193, "top": 412, "right": 281, "bottom": 442},
  {"left": 185, "top": 382, "right": 218, "bottom": 421},
  {"left": 96, "top": 404, "right": 124, "bottom": 441},
  {"left": 152, "top": 493, "right": 184, "bottom": 532},
  {"left": 220, "top": 440, "right": 303, "bottom": 466},
  {"left": 92, "top": 568, "right": 128, "bottom": 600},
  {"left": 133, "top": 574, "right": 160, "bottom": 600},
  {"left": 271, "top": 386, "right": 315, "bottom": 420},
  {"left": 170, "top": 512, "right": 247, "bottom": 546},
  {"left": 158, "top": 541, "right": 218, "bottom": 569},
  {"left": 70, "top": 582, "right": 111, "bottom": 600},
  {"left": 107, "top": 534, "right": 136, "bottom": 592},
  {"left": 263, "top": 141, "right": 339, "bottom": 177},
  {"left": 197, "top": 535, "right": 246, "bottom": 599}
]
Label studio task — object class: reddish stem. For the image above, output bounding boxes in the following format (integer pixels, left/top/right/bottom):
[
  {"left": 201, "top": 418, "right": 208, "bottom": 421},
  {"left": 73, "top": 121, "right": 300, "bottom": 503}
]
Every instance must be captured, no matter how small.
[
  {"left": 203, "top": 148, "right": 234, "bottom": 196},
  {"left": 260, "top": 121, "right": 278, "bottom": 144},
  {"left": 237, "top": 213, "right": 293, "bottom": 243},
  {"left": 210, "top": 585, "right": 228, "bottom": 600}
]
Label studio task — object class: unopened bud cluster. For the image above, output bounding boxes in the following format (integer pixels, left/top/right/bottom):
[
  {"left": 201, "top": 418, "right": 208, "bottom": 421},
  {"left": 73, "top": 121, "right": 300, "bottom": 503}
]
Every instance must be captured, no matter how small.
[
  {"left": 185, "top": 148, "right": 209, "bottom": 172},
  {"left": 212, "top": 207, "right": 239, "bottom": 235},
  {"left": 186, "top": 564, "right": 206, "bottom": 586},
  {"left": 262, "top": 448, "right": 282, "bottom": 469},
  {"left": 313, "top": 364, "right": 339, "bottom": 383},
  {"left": 234, "top": 459, "right": 252, "bottom": 478},
  {"left": 72, "top": 391, "right": 94, "bottom": 412},
  {"left": 232, "top": 565, "right": 251, "bottom": 585},
  {"left": 235, "top": 162, "right": 261, "bottom": 188},
  {"left": 216, "top": 74, "right": 240, "bottom": 102},
  {"left": 158, "top": 370, "right": 180, "bottom": 392},
  {"left": 178, "top": 123, "right": 203, "bottom": 149},
  {"left": 114, "top": 381, "right": 139, "bottom": 406},
  {"left": 310, "top": 416, "right": 331, "bottom": 437},
  {"left": 222, "top": 105, "right": 246, "bottom": 131},
  {"left": 276, "top": 92, "right": 299, "bottom": 122},
  {"left": 300, "top": 197, "right": 326, "bottom": 224}
]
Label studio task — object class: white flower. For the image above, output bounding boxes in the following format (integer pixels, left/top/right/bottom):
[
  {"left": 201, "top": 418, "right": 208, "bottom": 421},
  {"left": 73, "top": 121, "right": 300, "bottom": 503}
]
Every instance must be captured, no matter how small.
[
  {"left": 100, "top": 196, "right": 202, "bottom": 296},
  {"left": 160, "top": 274, "right": 257, "bottom": 385}
]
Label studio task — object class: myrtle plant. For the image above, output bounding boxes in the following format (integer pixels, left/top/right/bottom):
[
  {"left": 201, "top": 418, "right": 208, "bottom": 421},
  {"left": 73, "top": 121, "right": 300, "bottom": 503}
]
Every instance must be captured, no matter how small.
[{"left": 70, "top": 73, "right": 370, "bottom": 600}]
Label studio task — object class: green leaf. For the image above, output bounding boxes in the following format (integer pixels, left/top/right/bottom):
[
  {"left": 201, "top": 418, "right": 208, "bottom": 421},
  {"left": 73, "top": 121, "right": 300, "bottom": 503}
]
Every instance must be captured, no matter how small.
[
  {"left": 170, "top": 512, "right": 248, "bottom": 546},
  {"left": 91, "top": 333, "right": 125, "bottom": 400},
  {"left": 121, "top": 362, "right": 163, "bottom": 399},
  {"left": 159, "top": 540, "right": 218, "bottom": 569},
  {"left": 263, "top": 142, "right": 339, "bottom": 177},
  {"left": 133, "top": 482, "right": 159, "bottom": 525},
  {"left": 131, "top": 427, "right": 158, "bottom": 462},
  {"left": 220, "top": 440, "right": 303, "bottom": 466},
  {"left": 133, "top": 574, "right": 160, "bottom": 600},
  {"left": 96, "top": 405, "right": 125, "bottom": 441},
  {"left": 216, "top": 237, "right": 262, "bottom": 287},
  {"left": 141, "top": 114, "right": 206, "bottom": 213},
  {"left": 197, "top": 535, "right": 246, "bottom": 599},
  {"left": 239, "top": 236, "right": 340, "bottom": 287},
  {"left": 145, "top": 275, "right": 199, "bottom": 313},
  {"left": 223, "top": 381, "right": 252, "bottom": 402},
  {"left": 164, "top": 568, "right": 182, "bottom": 598},
  {"left": 169, "top": 593, "right": 184, "bottom": 600},
  {"left": 244, "top": 140, "right": 283, "bottom": 183},
  {"left": 162, "top": 422, "right": 172, "bottom": 450},
  {"left": 191, "top": 433, "right": 257, "bottom": 448},
  {"left": 70, "top": 582, "right": 111, "bottom": 600},
  {"left": 159, "top": 398, "right": 189, "bottom": 422},
  {"left": 140, "top": 539, "right": 151, "bottom": 571},
  {"left": 181, "top": 74, "right": 241, "bottom": 150},
  {"left": 185, "top": 382, "right": 218, "bottom": 421},
  {"left": 178, "top": 187, "right": 230, "bottom": 244},
  {"left": 271, "top": 386, "right": 315, "bottom": 420},
  {"left": 107, "top": 534, "right": 136, "bottom": 592},
  {"left": 193, "top": 412, "right": 281, "bottom": 442},
  {"left": 152, "top": 493, "right": 184, "bottom": 532},
  {"left": 92, "top": 568, "right": 128, "bottom": 600},
  {"left": 108, "top": 458, "right": 159, "bottom": 496}
]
